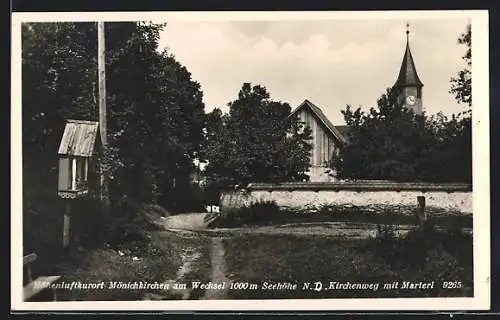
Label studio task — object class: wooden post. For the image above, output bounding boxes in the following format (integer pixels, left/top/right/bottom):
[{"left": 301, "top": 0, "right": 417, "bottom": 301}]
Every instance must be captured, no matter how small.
[
  {"left": 416, "top": 196, "right": 426, "bottom": 227},
  {"left": 98, "top": 21, "right": 107, "bottom": 148},
  {"left": 97, "top": 21, "right": 109, "bottom": 203},
  {"left": 63, "top": 202, "right": 71, "bottom": 247}
]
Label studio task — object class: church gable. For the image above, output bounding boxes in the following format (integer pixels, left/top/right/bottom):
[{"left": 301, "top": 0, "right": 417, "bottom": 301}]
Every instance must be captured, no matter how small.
[{"left": 291, "top": 100, "right": 346, "bottom": 168}]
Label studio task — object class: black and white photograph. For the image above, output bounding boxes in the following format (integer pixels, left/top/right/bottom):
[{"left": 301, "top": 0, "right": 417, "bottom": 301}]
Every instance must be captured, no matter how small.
[{"left": 11, "top": 10, "right": 490, "bottom": 311}]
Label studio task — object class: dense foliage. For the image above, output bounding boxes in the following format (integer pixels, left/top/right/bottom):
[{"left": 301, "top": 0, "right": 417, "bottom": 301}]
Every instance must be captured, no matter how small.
[
  {"left": 450, "top": 24, "right": 472, "bottom": 108},
  {"left": 202, "top": 83, "right": 313, "bottom": 188},
  {"left": 22, "top": 22, "right": 205, "bottom": 260},
  {"left": 332, "top": 90, "right": 471, "bottom": 183},
  {"left": 208, "top": 200, "right": 285, "bottom": 228},
  {"left": 368, "top": 220, "right": 472, "bottom": 269},
  {"left": 331, "top": 25, "right": 472, "bottom": 183},
  {"left": 22, "top": 22, "right": 205, "bottom": 211}
]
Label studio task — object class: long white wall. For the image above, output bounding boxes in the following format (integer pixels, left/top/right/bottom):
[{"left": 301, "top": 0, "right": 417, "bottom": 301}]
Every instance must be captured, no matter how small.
[{"left": 220, "top": 182, "right": 472, "bottom": 214}]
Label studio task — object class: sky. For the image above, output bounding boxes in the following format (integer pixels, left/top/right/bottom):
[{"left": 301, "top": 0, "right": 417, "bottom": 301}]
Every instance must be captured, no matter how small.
[{"left": 157, "top": 17, "right": 470, "bottom": 125}]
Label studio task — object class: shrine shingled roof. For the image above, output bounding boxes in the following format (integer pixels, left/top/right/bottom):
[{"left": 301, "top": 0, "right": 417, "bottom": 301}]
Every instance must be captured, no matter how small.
[{"left": 58, "top": 119, "right": 99, "bottom": 157}]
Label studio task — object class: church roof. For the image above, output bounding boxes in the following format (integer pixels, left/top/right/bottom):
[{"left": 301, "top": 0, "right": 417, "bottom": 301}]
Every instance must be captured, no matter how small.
[
  {"left": 290, "top": 99, "right": 348, "bottom": 144},
  {"left": 333, "top": 125, "right": 350, "bottom": 139},
  {"left": 393, "top": 33, "right": 423, "bottom": 88}
]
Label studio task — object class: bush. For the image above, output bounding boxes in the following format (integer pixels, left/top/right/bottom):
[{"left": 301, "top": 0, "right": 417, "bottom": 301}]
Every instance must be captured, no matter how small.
[
  {"left": 442, "top": 223, "right": 473, "bottom": 266},
  {"left": 366, "top": 224, "right": 402, "bottom": 267},
  {"left": 368, "top": 220, "right": 472, "bottom": 270},
  {"left": 208, "top": 200, "right": 285, "bottom": 228},
  {"left": 166, "top": 183, "right": 208, "bottom": 213},
  {"left": 100, "top": 197, "right": 168, "bottom": 254},
  {"left": 400, "top": 220, "right": 443, "bottom": 267},
  {"left": 69, "top": 198, "right": 109, "bottom": 248}
]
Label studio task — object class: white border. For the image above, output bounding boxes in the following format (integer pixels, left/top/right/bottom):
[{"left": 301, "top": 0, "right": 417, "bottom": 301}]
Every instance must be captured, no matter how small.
[{"left": 11, "top": 10, "right": 490, "bottom": 312}]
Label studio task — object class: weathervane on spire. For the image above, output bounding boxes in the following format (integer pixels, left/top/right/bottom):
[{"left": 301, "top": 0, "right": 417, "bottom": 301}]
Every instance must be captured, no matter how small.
[{"left": 406, "top": 23, "right": 410, "bottom": 42}]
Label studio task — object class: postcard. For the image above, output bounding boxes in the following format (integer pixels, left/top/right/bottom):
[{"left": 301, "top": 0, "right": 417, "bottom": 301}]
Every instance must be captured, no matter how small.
[{"left": 11, "top": 10, "right": 490, "bottom": 312}]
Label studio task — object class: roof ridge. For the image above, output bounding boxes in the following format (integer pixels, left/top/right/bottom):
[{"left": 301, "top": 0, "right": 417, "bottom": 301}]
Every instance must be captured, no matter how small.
[
  {"left": 291, "top": 99, "right": 347, "bottom": 144},
  {"left": 67, "top": 119, "right": 99, "bottom": 125},
  {"left": 58, "top": 120, "right": 99, "bottom": 156}
]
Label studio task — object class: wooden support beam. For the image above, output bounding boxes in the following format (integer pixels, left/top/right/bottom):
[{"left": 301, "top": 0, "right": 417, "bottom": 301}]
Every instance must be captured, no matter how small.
[{"left": 63, "top": 203, "right": 71, "bottom": 247}]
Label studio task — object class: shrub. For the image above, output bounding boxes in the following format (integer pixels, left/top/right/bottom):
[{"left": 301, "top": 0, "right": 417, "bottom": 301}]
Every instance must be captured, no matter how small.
[
  {"left": 240, "top": 200, "right": 283, "bottom": 223},
  {"left": 366, "top": 224, "right": 402, "bottom": 267},
  {"left": 442, "top": 224, "right": 473, "bottom": 266},
  {"left": 100, "top": 197, "right": 168, "bottom": 254},
  {"left": 208, "top": 200, "right": 285, "bottom": 228},
  {"left": 368, "top": 220, "right": 472, "bottom": 270},
  {"left": 400, "top": 219, "right": 443, "bottom": 267},
  {"left": 69, "top": 198, "right": 109, "bottom": 248}
]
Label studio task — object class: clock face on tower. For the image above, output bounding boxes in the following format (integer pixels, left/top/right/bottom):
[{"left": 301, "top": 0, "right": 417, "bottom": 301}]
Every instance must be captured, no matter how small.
[{"left": 406, "top": 95, "right": 416, "bottom": 106}]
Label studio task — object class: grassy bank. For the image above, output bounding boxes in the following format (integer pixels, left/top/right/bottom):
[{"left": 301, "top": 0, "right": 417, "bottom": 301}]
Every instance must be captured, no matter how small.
[
  {"left": 222, "top": 223, "right": 473, "bottom": 299},
  {"left": 50, "top": 230, "right": 214, "bottom": 301},
  {"left": 27, "top": 197, "right": 189, "bottom": 301},
  {"left": 52, "top": 236, "right": 180, "bottom": 301}
]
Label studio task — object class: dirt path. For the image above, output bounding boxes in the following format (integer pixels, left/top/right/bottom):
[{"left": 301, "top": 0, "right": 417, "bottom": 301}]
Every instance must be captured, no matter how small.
[
  {"left": 201, "top": 237, "right": 230, "bottom": 300},
  {"left": 156, "top": 212, "right": 472, "bottom": 300},
  {"left": 161, "top": 214, "right": 231, "bottom": 299},
  {"left": 161, "top": 212, "right": 209, "bottom": 231},
  {"left": 162, "top": 213, "right": 472, "bottom": 239},
  {"left": 143, "top": 232, "right": 203, "bottom": 300}
]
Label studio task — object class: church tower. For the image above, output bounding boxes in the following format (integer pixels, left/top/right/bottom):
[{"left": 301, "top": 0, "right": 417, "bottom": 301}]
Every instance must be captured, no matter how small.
[{"left": 392, "top": 24, "right": 424, "bottom": 115}]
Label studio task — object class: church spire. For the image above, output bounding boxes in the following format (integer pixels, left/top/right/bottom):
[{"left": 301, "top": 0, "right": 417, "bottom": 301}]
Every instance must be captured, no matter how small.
[
  {"left": 406, "top": 22, "right": 410, "bottom": 43},
  {"left": 392, "top": 23, "right": 424, "bottom": 115},
  {"left": 394, "top": 23, "right": 423, "bottom": 88}
]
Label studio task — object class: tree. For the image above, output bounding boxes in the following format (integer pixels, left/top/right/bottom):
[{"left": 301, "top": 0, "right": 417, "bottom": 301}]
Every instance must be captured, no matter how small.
[
  {"left": 450, "top": 24, "right": 471, "bottom": 108},
  {"left": 202, "top": 83, "right": 312, "bottom": 188},
  {"left": 425, "top": 113, "right": 471, "bottom": 183},
  {"left": 22, "top": 22, "right": 205, "bottom": 209},
  {"left": 334, "top": 25, "right": 474, "bottom": 184},
  {"left": 333, "top": 88, "right": 471, "bottom": 183},
  {"left": 334, "top": 89, "right": 432, "bottom": 182},
  {"left": 22, "top": 21, "right": 208, "bottom": 257},
  {"left": 22, "top": 23, "right": 99, "bottom": 167}
]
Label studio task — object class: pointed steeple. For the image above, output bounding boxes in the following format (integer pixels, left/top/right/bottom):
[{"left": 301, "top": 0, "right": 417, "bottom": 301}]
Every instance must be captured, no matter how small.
[{"left": 394, "top": 23, "right": 423, "bottom": 88}]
